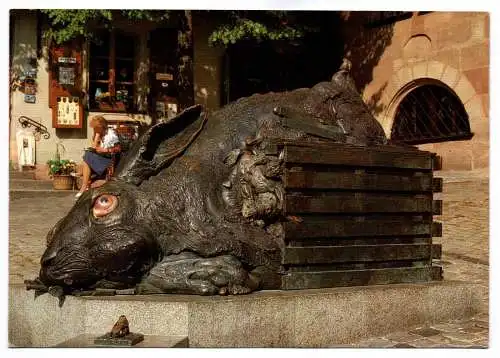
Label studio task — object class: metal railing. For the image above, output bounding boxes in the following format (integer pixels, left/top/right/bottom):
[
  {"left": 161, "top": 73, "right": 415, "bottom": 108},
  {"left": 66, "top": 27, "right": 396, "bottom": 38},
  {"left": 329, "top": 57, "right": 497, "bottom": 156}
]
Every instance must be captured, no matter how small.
[{"left": 18, "top": 116, "right": 50, "bottom": 140}]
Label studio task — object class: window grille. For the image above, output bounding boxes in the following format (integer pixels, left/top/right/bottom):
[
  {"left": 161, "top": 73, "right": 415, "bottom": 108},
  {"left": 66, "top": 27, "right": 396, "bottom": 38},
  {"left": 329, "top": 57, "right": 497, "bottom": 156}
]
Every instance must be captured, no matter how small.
[{"left": 391, "top": 84, "right": 473, "bottom": 144}]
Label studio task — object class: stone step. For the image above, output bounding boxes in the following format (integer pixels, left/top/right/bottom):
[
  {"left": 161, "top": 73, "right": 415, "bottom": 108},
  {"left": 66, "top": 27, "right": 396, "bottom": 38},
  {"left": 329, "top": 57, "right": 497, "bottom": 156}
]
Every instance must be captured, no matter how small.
[
  {"left": 9, "top": 189, "right": 77, "bottom": 200},
  {"left": 9, "top": 179, "right": 54, "bottom": 190},
  {"left": 9, "top": 170, "right": 36, "bottom": 180}
]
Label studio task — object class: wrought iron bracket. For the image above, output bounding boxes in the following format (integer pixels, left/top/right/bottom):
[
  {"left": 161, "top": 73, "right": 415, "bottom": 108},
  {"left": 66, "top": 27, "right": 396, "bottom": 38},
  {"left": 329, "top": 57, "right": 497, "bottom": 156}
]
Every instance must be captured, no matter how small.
[{"left": 18, "top": 116, "right": 50, "bottom": 140}]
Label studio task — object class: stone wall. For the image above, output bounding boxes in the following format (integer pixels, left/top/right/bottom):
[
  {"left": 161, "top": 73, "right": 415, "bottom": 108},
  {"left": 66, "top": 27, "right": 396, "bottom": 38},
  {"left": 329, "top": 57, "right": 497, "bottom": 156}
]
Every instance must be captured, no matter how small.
[{"left": 343, "top": 12, "right": 489, "bottom": 170}]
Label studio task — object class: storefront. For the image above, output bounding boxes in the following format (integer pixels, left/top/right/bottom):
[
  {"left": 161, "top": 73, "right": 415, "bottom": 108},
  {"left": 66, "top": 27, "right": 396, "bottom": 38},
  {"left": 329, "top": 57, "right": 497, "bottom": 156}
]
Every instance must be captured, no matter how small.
[{"left": 9, "top": 10, "right": 224, "bottom": 177}]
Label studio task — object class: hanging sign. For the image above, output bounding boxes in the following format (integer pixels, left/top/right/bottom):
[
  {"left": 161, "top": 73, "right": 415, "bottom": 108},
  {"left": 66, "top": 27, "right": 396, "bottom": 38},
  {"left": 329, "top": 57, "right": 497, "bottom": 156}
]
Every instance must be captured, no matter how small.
[
  {"left": 156, "top": 73, "right": 173, "bottom": 81},
  {"left": 58, "top": 57, "right": 77, "bottom": 64},
  {"left": 58, "top": 67, "right": 75, "bottom": 85},
  {"left": 24, "top": 94, "right": 36, "bottom": 103}
]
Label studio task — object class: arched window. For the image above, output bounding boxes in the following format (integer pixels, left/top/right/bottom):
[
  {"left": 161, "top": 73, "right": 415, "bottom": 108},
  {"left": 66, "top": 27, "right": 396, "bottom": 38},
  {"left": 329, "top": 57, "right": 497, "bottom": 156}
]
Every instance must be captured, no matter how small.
[{"left": 391, "top": 83, "right": 473, "bottom": 144}]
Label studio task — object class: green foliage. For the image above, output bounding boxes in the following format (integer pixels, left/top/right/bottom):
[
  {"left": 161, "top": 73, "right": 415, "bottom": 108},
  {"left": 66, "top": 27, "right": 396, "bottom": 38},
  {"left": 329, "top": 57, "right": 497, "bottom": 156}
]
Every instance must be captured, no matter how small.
[
  {"left": 207, "top": 11, "right": 321, "bottom": 46},
  {"left": 47, "top": 141, "right": 75, "bottom": 176},
  {"left": 41, "top": 10, "right": 110, "bottom": 44},
  {"left": 40, "top": 10, "right": 172, "bottom": 44},
  {"left": 47, "top": 159, "right": 77, "bottom": 176},
  {"left": 120, "top": 10, "right": 171, "bottom": 21},
  {"left": 40, "top": 10, "right": 321, "bottom": 47},
  {"left": 209, "top": 19, "right": 304, "bottom": 45}
]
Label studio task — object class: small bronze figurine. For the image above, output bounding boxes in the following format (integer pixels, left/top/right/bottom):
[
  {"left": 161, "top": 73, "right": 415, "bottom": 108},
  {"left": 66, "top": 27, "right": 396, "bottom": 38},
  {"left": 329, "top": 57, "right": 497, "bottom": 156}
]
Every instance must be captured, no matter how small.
[
  {"left": 110, "top": 315, "right": 130, "bottom": 338},
  {"left": 94, "top": 315, "right": 144, "bottom": 346}
]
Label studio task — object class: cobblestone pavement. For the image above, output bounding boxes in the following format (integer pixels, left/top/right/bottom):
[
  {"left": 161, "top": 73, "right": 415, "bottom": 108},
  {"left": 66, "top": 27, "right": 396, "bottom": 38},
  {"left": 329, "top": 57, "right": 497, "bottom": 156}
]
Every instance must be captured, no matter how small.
[
  {"left": 9, "top": 194, "right": 75, "bottom": 284},
  {"left": 353, "top": 170, "right": 490, "bottom": 348},
  {"left": 8, "top": 170, "right": 490, "bottom": 348}
]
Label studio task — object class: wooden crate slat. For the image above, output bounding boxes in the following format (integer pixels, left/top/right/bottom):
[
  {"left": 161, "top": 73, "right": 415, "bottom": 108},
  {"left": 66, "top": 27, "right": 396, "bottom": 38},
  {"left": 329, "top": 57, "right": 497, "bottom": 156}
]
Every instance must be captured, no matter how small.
[
  {"left": 284, "top": 170, "right": 435, "bottom": 192},
  {"left": 285, "top": 260, "right": 433, "bottom": 272},
  {"left": 432, "top": 177, "right": 443, "bottom": 193},
  {"left": 432, "top": 222, "right": 443, "bottom": 237},
  {"left": 285, "top": 193, "right": 432, "bottom": 214},
  {"left": 433, "top": 200, "right": 443, "bottom": 215},
  {"left": 432, "top": 244, "right": 442, "bottom": 260},
  {"left": 282, "top": 244, "right": 441, "bottom": 265},
  {"left": 273, "top": 140, "right": 426, "bottom": 154},
  {"left": 287, "top": 236, "right": 432, "bottom": 246},
  {"left": 432, "top": 155, "right": 443, "bottom": 170},
  {"left": 284, "top": 218, "right": 432, "bottom": 239},
  {"left": 284, "top": 145, "right": 433, "bottom": 169},
  {"left": 281, "top": 266, "right": 443, "bottom": 290},
  {"left": 431, "top": 265, "right": 443, "bottom": 280}
]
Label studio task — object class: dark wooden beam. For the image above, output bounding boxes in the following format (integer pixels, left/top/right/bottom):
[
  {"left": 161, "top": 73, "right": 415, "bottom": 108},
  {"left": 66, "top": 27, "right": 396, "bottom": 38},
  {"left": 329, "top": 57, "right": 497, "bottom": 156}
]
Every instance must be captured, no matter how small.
[
  {"left": 283, "top": 145, "right": 433, "bottom": 169},
  {"left": 284, "top": 193, "right": 433, "bottom": 214},
  {"left": 285, "top": 170, "right": 436, "bottom": 192},
  {"left": 284, "top": 218, "right": 433, "bottom": 239},
  {"left": 432, "top": 177, "right": 443, "bottom": 193},
  {"left": 281, "top": 266, "right": 443, "bottom": 290},
  {"left": 282, "top": 244, "right": 442, "bottom": 265}
]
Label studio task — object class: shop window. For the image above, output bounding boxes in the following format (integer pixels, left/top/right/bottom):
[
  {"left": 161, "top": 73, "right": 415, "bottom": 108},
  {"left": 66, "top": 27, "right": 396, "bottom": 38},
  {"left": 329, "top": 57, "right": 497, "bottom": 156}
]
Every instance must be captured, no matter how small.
[
  {"left": 89, "top": 30, "right": 137, "bottom": 112},
  {"left": 391, "top": 84, "right": 473, "bottom": 145}
]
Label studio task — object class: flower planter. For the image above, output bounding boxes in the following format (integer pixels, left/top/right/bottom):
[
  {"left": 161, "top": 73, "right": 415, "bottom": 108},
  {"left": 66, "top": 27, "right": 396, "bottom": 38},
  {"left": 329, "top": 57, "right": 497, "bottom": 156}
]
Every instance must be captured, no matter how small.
[{"left": 52, "top": 174, "right": 74, "bottom": 190}]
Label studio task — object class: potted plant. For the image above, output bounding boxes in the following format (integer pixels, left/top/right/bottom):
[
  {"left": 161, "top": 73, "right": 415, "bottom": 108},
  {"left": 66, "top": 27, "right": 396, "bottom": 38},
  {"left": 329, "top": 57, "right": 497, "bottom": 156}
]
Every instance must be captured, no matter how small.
[{"left": 47, "top": 143, "right": 77, "bottom": 190}]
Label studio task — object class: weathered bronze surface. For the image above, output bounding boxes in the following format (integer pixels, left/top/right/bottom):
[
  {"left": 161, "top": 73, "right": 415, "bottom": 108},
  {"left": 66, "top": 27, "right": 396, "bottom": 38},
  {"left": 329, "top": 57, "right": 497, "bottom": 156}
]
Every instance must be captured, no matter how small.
[{"left": 25, "top": 59, "right": 442, "bottom": 300}]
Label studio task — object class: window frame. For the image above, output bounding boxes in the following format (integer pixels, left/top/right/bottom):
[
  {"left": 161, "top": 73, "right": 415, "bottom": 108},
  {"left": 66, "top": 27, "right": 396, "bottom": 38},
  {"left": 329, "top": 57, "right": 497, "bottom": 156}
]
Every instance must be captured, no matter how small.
[{"left": 88, "top": 29, "right": 137, "bottom": 113}]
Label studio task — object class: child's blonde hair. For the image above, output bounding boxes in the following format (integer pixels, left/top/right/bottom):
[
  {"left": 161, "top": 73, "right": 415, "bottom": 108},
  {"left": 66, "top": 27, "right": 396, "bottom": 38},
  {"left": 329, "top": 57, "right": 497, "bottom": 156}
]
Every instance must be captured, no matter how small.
[{"left": 90, "top": 116, "right": 108, "bottom": 132}]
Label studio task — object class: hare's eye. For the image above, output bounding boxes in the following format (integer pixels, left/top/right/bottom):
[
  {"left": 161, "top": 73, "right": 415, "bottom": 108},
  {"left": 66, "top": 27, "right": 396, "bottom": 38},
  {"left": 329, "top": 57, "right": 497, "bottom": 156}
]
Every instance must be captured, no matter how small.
[{"left": 93, "top": 194, "right": 118, "bottom": 218}]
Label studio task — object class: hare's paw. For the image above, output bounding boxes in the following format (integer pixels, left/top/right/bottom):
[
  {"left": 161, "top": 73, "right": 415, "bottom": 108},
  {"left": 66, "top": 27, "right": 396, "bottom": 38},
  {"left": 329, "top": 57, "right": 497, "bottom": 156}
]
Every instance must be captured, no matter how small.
[{"left": 137, "top": 252, "right": 260, "bottom": 295}]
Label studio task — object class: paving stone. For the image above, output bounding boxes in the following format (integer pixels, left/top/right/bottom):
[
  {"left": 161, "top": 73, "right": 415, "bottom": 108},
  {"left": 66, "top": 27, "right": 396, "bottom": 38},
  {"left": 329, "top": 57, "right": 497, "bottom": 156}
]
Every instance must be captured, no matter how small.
[
  {"left": 470, "top": 320, "right": 489, "bottom": 329},
  {"left": 471, "top": 337, "right": 489, "bottom": 347},
  {"left": 392, "top": 343, "right": 416, "bottom": 348},
  {"left": 9, "top": 195, "right": 76, "bottom": 283},
  {"left": 409, "top": 327, "right": 442, "bottom": 337},
  {"left": 441, "top": 330, "right": 481, "bottom": 343},
  {"left": 384, "top": 331, "right": 421, "bottom": 342},
  {"left": 408, "top": 338, "right": 443, "bottom": 348},
  {"left": 459, "top": 322, "right": 488, "bottom": 334},
  {"left": 355, "top": 337, "right": 395, "bottom": 348},
  {"left": 471, "top": 313, "right": 489, "bottom": 322},
  {"left": 431, "top": 321, "right": 470, "bottom": 332},
  {"left": 445, "top": 341, "right": 481, "bottom": 348},
  {"left": 426, "top": 334, "right": 455, "bottom": 345}
]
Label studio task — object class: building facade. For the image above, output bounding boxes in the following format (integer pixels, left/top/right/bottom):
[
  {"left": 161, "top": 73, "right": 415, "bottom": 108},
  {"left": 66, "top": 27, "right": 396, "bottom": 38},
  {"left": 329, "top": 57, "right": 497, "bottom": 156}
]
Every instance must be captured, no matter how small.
[
  {"left": 9, "top": 11, "right": 489, "bottom": 176},
  {"left": 9, "top": 10, "right": 224, "bottom": 178},
  {"left": 343, "top": 11, "right": 489, "bottom": 170}
]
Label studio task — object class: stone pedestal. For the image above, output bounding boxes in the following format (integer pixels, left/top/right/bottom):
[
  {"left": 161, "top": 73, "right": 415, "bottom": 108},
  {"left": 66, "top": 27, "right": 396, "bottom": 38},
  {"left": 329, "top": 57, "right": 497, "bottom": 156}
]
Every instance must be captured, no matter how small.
[
  {"left": 9, "top": 281, "right": 482, "bottom": 348},
  {"left": 54, "top": 334, "right": 188, "bottom": 348}
]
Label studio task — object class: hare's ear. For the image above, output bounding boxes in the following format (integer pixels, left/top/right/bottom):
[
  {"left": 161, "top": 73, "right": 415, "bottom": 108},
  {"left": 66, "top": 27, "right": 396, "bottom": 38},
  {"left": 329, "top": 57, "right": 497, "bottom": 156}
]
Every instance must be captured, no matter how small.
[{"left": 114, "top": 105, "right": 207, "bottom": 185}]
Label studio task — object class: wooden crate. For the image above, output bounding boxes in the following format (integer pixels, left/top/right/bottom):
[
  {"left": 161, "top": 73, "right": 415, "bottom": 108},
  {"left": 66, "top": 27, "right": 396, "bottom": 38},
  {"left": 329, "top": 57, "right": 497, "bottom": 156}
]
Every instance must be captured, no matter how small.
[{"left": 276, "top": 142, "right": 443, "bottom": 290}]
